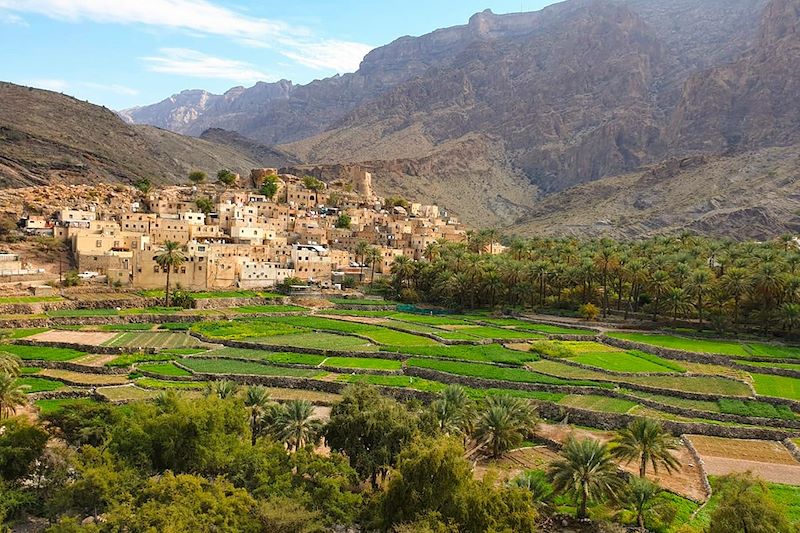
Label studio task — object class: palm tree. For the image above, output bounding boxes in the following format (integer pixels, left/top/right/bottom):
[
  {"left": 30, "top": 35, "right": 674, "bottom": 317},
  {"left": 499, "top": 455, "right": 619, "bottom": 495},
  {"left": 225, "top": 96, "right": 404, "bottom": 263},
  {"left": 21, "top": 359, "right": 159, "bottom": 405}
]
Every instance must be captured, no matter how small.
[
  {"left": 275, "top": 399, "right": 321, "bottom": 451},
  {"left": 0, "top": 372, "right": 28, "bottom": 418},
  {"left": 431, "top": 384, "right": 474, "bottom": 434},
  {"left": 0, "top": 352, "right": 21, "bottom": 377},
  {"left": 355, "top": 240, "right": 370, "bottom": 281},
  {"left": 204, "top": 379, "right": 239, "bottom": 400},
  {"left": 244, "top": 386, "right": 272, "bottom": 446},
  {"left": 474, "top": 396, "right": 537, "bottom": 458},
  {"left": 648, "top": 270, "right": 672, "bottom": 321},
  {"left": 687, "top": 269, "right": 713, "bottom": 326},
  {"left": 155, "top": 240, "right": 186, "bottom": 307},
  {"left": 365, "top": 247, "right": 381, "bottom": 283},
  {"left": 391, "top": 255, "right": 416, "bottom": 290},
  {"left": 663, "top": 287, "right": 692, "bottom": 323},
  {"left": 620, "top": 476, "right": 666, "bottom": 530},
  {"left": 548, "top": 437, "right": 623, "bottom": 519},
  {"left": 611, "top": 419, "right": 680, "bottom": 478},
  {"left": 510, "top": 470, "right": 555, "bottom": 511},
  {"left": 719, "top": 267, "right": 751, "bottom": 330},
  {"left": 779, "top": 303, "right": 800, "bottom": 336}
]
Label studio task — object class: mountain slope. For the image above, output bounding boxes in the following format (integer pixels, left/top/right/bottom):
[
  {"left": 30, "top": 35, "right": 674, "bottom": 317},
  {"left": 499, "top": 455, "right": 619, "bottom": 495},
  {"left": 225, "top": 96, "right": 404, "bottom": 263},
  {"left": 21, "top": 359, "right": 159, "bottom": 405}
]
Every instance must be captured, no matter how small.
[{"left": 0, "top": 82, "right": 271, "bottom": 188}]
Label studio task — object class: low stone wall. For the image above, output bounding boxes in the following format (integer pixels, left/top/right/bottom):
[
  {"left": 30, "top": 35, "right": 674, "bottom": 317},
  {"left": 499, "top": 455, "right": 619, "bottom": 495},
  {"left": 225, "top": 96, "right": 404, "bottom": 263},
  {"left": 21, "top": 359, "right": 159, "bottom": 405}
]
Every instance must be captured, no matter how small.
[
  {"left": 682, "top": 436, "right": 713, "bottom": 498},
  {"left": 24, "top": 359, "right": 129, "bottom": 375},
  {"left": 27, "top": 389, "right": 103, "bottom": 401},
  {"left": 534, "top": 401, "right": 799, "bottom": 440},
  {"left": 191, "top": 296, "right": 288, "bottom": 310},
  {"left": 783, "top": 438, "right": 800, "bottom": 463},
  {"left": 733, "top": 361, "right": 800, "bottom": 379},
  {"left": 333, "top": 304, "right": 397, "bottom": 311},
  {"left": 600, "top": 335, "right": 732, "bottom": 366},
  {"left": 13, "top": 338, "right": 154, "bottom": 355}
]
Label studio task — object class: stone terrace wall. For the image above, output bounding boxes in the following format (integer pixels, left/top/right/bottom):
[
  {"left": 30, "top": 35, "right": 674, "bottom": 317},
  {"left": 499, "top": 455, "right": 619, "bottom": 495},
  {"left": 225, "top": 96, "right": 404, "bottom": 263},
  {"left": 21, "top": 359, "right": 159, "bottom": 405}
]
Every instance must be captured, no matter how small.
[
  {"left": 13, "top": 339, "right": 154, "bottom": 355},
  {"left": 191, "top": 296, "right": 289, "bottom": 310},
  {"left": 24, "top": 359, "right": 129, "bottom": 375},
  {"left": 682, "top": 436, "right": 713, "bottom": 497}
]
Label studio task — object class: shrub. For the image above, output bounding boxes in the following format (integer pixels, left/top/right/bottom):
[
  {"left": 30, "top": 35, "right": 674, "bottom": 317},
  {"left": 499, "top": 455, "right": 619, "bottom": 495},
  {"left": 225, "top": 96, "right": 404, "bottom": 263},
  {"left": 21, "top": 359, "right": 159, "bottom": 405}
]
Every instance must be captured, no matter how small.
[{"left": 579, "top": 303, "right": 600, "bottom": 320}]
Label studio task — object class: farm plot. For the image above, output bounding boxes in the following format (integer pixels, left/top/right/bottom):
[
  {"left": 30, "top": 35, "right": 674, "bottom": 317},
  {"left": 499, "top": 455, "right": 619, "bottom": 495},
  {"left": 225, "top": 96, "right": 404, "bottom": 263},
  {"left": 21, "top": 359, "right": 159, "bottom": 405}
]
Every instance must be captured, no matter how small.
[
  {"left": 435, "top": 326, "right": 545, "bottom": 341},
  {"left": 569, "top": 350, "right": 686, "bottom": 374},
  {"left": 360, "top": 328, "right": 438, "bottom": 346},
  {"left": 29, "top": 329, "right": 117, "bottom": 346},
  {"left": 106, "top": 353, "right": 182, "bottom": 367},
  {"left": 179, "top": 358, "right": 325, "bottom": 378},
  {"left": 321, "top": 357, "right": 401, "bottom": 371},
  {"left": 135, "top": 378, "right": 205, "bottom": 390},
  {"left": 480, "top": 318, "right": 595, "bottom": 335},
  {"left": 39, "top": 369, "right": 129, "bottom": 386},
  {"left": 557, "top": 395, "right": 638, "bottom": 413},
  {"left": 45, "top": 308, "right": 119, "bottom": 318},
  {"left": 750, "top": 373, "right": 800, "bottom": 401},
  {"left": 138, "top": 362, "right": 193, "bottom": 377},
  {"left": 744, "top": 343, "right": 800, "bottom": 359},
  {"left": 408, "top": 358, "right": 610, "bottom": 388},
  {"left": 34, "top": 398, "right": 98, "bottom": 414},
  {"left": 103, "top": 331, "right": 205, "bottom": 349},
  {"left": 17, "top": 376, "right": 65, "bottom": 393},
  {"left": 0, "top": 343, "right": 85, "bottom": 361},
  {"left": 687, "top": 435, "right": 800, "bottom": 486},
  {"left": 232, "top": 305, "right": 306, "bottom": 314},
  {"left": 0, "top": 327, "right": 48, "bottom": 339},
  {"left": 97, "top": 385, "right": 158, "bottom": 402},
  {"left": 192, "top": 319, "right": 304, "bottom": 340},
  {"left": 255, "top": 332, "right": 378, "bottom": 351},
  {"left": 382, "top": 343, "right": 539, "bottom": 365},
  {"left": 607, "top": 332, "right": 750, "bottom": 357},
  {"left": 538, "top": 423, "right": 709, "bottom": 501},
  {"left": 528, "top": 359, "right": 753, "bottom": 396},
  {"left": 204, "top": 347, "right": 326, "bottom": 366}
]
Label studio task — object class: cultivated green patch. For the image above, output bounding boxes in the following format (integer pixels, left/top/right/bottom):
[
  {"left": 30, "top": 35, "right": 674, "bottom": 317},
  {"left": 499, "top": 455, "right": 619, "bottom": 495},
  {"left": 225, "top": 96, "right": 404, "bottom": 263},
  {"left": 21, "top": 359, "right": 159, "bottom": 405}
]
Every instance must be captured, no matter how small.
[
  {"left": 322, "top": 356, "right": 402, "bottom": 370},
  {"left": 0, "top": 343, "right": 84, "bottom": 361},
  {"left": 180, "top": 358, "right": 324, "bottom": 378}
]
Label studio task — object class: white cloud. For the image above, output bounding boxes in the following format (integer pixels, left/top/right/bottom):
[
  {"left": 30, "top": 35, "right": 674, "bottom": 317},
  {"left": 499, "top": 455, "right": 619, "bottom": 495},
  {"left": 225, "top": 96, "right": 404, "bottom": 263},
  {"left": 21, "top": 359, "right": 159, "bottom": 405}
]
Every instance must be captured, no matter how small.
[
  {"left": 0, "top": 0, "right": 373, "bottom": 74},
  {"left": 29, "top": 78, "right": 69, "bottom": 92},
  {"left": 0, "top": 11, "right": 27, "bottom": 26},
  {"left": 142, "top": 48, "right": 273, "bottom": 83}
]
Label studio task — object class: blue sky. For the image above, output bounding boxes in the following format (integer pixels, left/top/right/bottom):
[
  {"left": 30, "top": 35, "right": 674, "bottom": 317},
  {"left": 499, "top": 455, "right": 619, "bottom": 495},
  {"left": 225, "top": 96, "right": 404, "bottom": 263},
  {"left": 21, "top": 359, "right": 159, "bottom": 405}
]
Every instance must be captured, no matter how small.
[{"left": 0, "top": 0, "right": 558, "bottom": 110}]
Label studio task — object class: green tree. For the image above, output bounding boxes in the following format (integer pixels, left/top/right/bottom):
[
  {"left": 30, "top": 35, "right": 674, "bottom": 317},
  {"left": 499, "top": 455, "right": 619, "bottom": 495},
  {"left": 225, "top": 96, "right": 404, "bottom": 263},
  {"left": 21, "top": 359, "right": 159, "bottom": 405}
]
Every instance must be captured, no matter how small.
[
  {"left": 355, "top": 240, "right": 370, "bottom": 281},
  {"left": 335, "top": 213, "right": 351, "bottom": 229},
  {"left": 302, "top": 176, "right": 325, "bottom": 192},
  {"left": 510, "top": 469, "right": 555, "bottom": 511},
  {"left": 217, "top": 169, "right": 238, "bottom": 187},
  {"left": 430, "top": 385, "right": 474, "bottom": 435},
  {"left": 155, "top": 240, "right": 186, "bottom": 307},
  {"left": 325, "top": 385, "right": 417, "bottom": 487},
  {"left": 365, "top": 247, "right": 381, "bottom": 283},
  {"left": 188, "top": 170, "right": 207, "bottom": 185},
  {"left": 195, "top": 197, "right": 214, "bottom": 215},
  {"left": 0, "top": 418, "right": 48, "bottom": 481},
  {"left": 719, "top": 267, "right": 751, "bottom": 329},
  {"left": 260, "top": 175, "right": 280, "bottom": 199},
  {"left": 708, "top": 473, "right": 793, "bottom": 533},
  {"left": 618, "top": 476, "right": 675, "bottom": 530},
  {"left": 780, "top": 302, "right": 800, "bottom": 335},
  {"left": 611, "top": 419, "right": 680, "bottom": 478},
  {"left": 549, "top": 437, "right": 623, "bottom": 519},
  {"left": 134, "top": 178, "right": 152, "bottom": 194}
]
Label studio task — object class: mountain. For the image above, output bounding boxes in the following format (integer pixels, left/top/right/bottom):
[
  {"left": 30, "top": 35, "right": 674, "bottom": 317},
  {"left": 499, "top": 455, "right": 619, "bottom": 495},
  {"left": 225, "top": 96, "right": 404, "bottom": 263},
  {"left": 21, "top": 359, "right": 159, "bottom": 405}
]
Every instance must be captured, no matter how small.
[
  {"left": 116, "top": 0, "right": 799, "bottom": 233},
  {"left": 198, "top": 128, "right": 299, "bottom": 168},
  {"left": 0, "top": 82, "right": 277, "bottom": 188}
]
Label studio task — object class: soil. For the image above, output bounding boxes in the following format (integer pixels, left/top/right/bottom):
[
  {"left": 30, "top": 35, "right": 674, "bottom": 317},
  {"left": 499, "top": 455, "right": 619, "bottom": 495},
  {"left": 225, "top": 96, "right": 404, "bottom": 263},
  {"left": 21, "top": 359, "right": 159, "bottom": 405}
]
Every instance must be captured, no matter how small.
[
  {"left": 687, "top": 435, "right": 800, "bottom": 486},
  {"left": 29, "top": 330, "right": 117, "bottom": 346}
]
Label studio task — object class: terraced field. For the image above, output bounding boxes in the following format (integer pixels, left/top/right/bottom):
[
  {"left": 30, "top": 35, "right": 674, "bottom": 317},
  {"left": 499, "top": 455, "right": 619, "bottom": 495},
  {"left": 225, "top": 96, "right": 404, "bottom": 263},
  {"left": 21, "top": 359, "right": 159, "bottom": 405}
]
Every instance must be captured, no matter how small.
[{"left": 103, "top": 331, "right": 206, "bottom": 349}]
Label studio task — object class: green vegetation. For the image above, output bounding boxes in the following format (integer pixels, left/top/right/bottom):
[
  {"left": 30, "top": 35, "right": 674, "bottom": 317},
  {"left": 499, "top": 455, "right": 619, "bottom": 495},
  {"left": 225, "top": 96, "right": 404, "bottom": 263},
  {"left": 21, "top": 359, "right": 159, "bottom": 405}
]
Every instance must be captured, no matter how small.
[
  {"left": 191, "top": 319, "right": 303, "bottom": 340},
  {"left": 0, "top": 343, "right": 84, "bottom": 361},
  {"left": 558, "top": 394, "right": 637, "bottom": 413},
  {"left": 322, "top": 356, "right": 402, "bottom": 370},
  {"left": 0, "top": 327, "right": 48, "bottom": 339},
  {"left": 158, "top": 322, "right": 192, "bottom": 331},
  {"left": 104, "top": 331, "right": 202, "bottom": 349},
  {"left": 180, "top": 358, "right": 324, "bottom": 378},
  {"left": 408, "top": 358, "right": 610, "bottom": 388},
  {"left": 717, "top": 398, "right": 796, "bottom": 420},
  {"left": 45, "top": 308, "right": 119, "bottom": 317},
  {"left": 135, "top": 377, "right": 205, "bottom": 389},
  {"left": 751, "top": 373, "right": 800, "bottom": 400},
  {"left": 205, "top": 347, "right": 326, "bottom": 366},
  {"left": 0, "top": 295, "right": 62, "bottom": 304},
  {"left": 570, "top": 350, "right": 686, "bottom": 373},
  {"left": 607, "top": 332, "right": 750, "bottom": 357},
  {"left": 328, "top": 298, "right": 396, "bottom": 306},
  {"left": 98, "top": 323, "right": 155, "bottom": 331},
  {"left": 232, "top": 304, "right": 306, "bottom": 314},
  {"left": 138, "top": 362, "right": 193, "bottom": 377},
  {"left": 16, "top": 376, "right": 65, "bottom": 393},
  {"left": 33, "top": 397, "right": 97, "bottom": 414},
  {"left": 106, "top": 353, "right": 178, "bottom": 367},
  {"left": 260, "top": 332, "right": 378, "bottom": 351},
  {"left": 337, "top": 374, "right": 447, "bottom": 393},
  {"left": 382, "top": 343, "right": 539, "bottom": 365}
]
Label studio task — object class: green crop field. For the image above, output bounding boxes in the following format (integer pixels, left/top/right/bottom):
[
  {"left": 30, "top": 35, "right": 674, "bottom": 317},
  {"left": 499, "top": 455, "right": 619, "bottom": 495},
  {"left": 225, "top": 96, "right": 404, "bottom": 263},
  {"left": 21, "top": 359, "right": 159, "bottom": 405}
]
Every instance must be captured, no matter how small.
[
  {"left": 0, "top": 343, "right": 84, "bottom": 361},
  {"left": 607, "top": 332, "right": 750, "bottom": 357},
  {"left": 204, "top": 347, "right": 326, "bottom": 366},
  {"left": 232, "top": 305, "right": 306, "bottom": 314},
  {"left": 743, "top": 343, "right": 800, "bottom": 359},
  {"left": 361, "top": 328, "right": 438, "bottom": 346},
  {"left": 180, "top": 358, "right": 324, "bottom": 378},
  {"left": 119, "top": 307, "right": 182, "bottom": 315},
  {"left": 158, "top": 322, "right": 192, "bottom": 331},
  {"left": 34, "top": 398, "right": 97, "bottom": 414},
  {"left": 570, "top": 350, "right": 685, "bottom": 373},
  {"left": 621, "top": 390, "right": 721, "bottom": 413},
  {"left": 0, "top": 295, "right": 63, "bottom": 304},
  {"left": 435, "top": 326, "right": 545, "bottom": 341},
  {"left": 135, "top": 378, "right": 205, "bottom": 390},
  {"left": 322, "top": 356, "right": 401, "bottom": 370},
  {"left": 17, "top": 376, "right": 65, "bottom": 392},
  {"left": 321, "top": 309, "right": 398, "bottom": 317},
  {"left": 480, "top": 318, "right": 595, "bottom": 335},
  {"left": 0, "top": 327, "right": 48, "bottom": 339},
  {"left": 262, "top": 315, "right": 374, "bottom": 333},
  {"left": 528, "top": 359, "right": 752, "bottom": 397},
  {"left": 103, "top": 331, "right": 202, "bottom": 349},
  {"left": 98, "top": 323, "right": 155, "bottom": 331},
  {"left": 408, "top": 358, "right": 609, "bottom": 388},
  {"left": 717, "top": 398, "right": 796, "bottom": 420},
  {"left": 736, "top": 360, "right": 800, "bottom": 371},
  {"left": 382, "top": 343, "right": 538, "bottom": 365},
  {"left": 336, "top": 374, "right": 447, "bottom": 393},
  {"left": 106, "top": 353, "right": 178, "bottom": 367},
  {"left": 256, "top": 332, "right": 378, "bottom": 351},
  {"left": 388, "top": 313, "right": 470, "bottom": 326},
  {"left": 751, "top": 373, "right": 800, "bottom": 400},
  {"left": 138, "top": 362, "right": 193, "bottom": 377},
  {"left": 328, "top": 298, "right": 397, "bottom": 306},
  {"left": 45, "top": 308, "right": 120, "bottom": 317},
  {"left": 191, "top": 319, "right": 303, "bottom": 340},
  {"left": 558, "top": 394, "right": 638, "bottom": 413}
]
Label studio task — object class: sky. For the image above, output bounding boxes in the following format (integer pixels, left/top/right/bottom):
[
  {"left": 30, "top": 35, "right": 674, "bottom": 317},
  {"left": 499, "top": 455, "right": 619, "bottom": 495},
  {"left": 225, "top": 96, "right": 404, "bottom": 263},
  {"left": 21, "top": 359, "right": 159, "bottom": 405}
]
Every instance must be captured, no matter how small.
[{"left": 0, "top": 0, "right": 558, "bottom": 110}]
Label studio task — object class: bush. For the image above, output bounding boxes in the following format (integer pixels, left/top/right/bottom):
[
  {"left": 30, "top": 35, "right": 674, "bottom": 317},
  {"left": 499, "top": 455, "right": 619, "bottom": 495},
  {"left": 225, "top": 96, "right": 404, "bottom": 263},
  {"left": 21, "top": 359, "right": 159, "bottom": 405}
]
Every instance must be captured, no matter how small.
[
  {"left": 529, "top": 340, "right": 575, "bottom": 359},
  {"left": 399, "top": 288, "right": 420, "bottom": 304},
  {"left": 579, "top": 303, "right": 600, "bottom": 320}
]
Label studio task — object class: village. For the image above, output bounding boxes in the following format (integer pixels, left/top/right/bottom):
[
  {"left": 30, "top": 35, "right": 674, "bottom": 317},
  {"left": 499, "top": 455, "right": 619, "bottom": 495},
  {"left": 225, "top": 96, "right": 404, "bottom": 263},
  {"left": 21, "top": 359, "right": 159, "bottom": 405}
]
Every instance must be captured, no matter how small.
[{"left": 12, "top": 167, "right": 467, "bottom": 292}]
